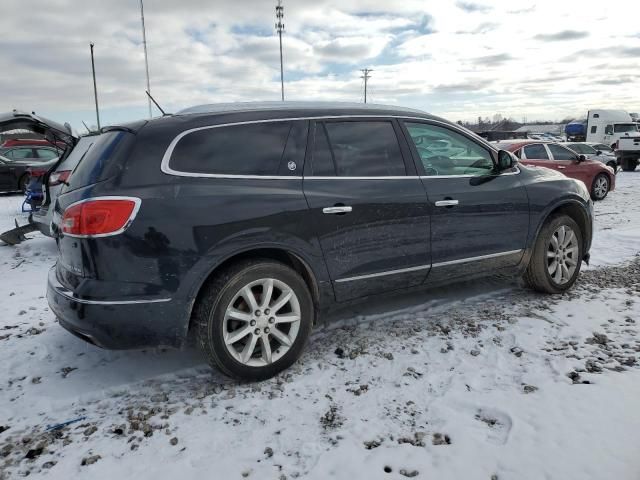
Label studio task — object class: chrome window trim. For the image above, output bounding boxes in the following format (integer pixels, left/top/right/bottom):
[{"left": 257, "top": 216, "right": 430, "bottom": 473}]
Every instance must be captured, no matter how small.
[
  {"left": 160, "top": 115, "right": 497, "bottom": 179},
  {"left": 335, "top": 249, "right": 523, "bottom": 283}
]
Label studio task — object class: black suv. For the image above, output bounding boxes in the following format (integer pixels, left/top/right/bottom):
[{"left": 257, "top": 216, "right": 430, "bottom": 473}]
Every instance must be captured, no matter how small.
[{"left": 0, "top": 105, "right": 593, "bottom": 380}]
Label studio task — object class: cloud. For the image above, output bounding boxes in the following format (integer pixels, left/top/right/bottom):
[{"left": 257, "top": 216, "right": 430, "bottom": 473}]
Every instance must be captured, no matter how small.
[
  {"left": 471, "top": 53, "right": 513, "bottom": 66},
  {"left": 456, "top": 1, "right": 492, "bottom": 13},
  {"left": 0, "top": 0, "right": 637, "bottom": 128},
  {"left": 534, "top": 30, "right": 590, "bottom": 41}
]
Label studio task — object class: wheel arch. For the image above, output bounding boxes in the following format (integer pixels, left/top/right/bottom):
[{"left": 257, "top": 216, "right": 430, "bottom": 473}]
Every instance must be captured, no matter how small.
[
  {"left": 186, "top": 246, "right": 323, "bottom": 334},
  {"left": 531, "top": 199, "right": 592, "bottom": 256}
]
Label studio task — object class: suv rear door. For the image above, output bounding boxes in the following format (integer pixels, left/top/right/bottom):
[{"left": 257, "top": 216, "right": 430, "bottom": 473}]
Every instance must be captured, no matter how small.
[
  {"left": 401, "top": 121, "right": 528, "bottom": 284},
  {"left": 303, "top": 119, "right": 431, "bottom": 301}
]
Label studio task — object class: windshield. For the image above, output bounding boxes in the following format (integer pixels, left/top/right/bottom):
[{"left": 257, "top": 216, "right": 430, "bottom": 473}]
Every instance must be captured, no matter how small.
[{"left": 614, "top": 123, "right": 639, "bottom": 133}]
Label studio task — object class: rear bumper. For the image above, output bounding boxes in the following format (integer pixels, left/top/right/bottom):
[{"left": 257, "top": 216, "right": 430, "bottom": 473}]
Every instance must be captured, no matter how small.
[{"left": 47, "top": 266, "right": 187, "bottom": 349}]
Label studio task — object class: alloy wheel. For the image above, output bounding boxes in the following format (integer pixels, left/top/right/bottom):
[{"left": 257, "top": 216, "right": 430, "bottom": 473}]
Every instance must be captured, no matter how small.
[
  {"left": 223, "top": 278, "right": 301, "bottom": 367},
  {"left": 547, "top": 225, "right": 579, "bottom": 285},
  {"left": 593, "top": 176, "right": 609, "bottom": 200}
]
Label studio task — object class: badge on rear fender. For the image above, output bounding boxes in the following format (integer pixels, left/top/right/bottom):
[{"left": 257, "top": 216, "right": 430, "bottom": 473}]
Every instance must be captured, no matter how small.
[{"left": 288, "top": 161, "right": 296, "bottom": 171}]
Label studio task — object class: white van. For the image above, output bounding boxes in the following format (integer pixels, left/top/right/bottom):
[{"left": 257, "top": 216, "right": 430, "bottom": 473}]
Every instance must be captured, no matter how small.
[{"left": 585, "top": 109, "right": 639, "bottom": 147}]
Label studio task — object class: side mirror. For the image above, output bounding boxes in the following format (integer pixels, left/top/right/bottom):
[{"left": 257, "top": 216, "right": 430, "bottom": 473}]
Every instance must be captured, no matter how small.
[
  {"left": 497, "top": 150, "right": 516, "bottom": 171},
  {"left": 577, "top": 154, "right": 586, "bottom": 162},
  {"left": 596, "top": 150, "right": 602, "bottom": 155}
]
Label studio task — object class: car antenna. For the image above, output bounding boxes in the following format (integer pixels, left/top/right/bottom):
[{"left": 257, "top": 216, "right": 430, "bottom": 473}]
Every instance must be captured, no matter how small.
[
  {"left": 145, "top": 90, "right": 169, "bottom": 116},
  {"left": 82, "top": 121, "right": 92, "bottom": 133}
]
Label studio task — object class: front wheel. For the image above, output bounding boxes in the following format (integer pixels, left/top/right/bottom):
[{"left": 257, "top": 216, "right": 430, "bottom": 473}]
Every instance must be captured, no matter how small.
[
  {"left": 524, "top": 215, "right": 583, "bottom": 294},
  {"left": 195, "top": 260, "right": 313, "bottom": 381},
  {"left": 590, "top": 173, "right": 610, "bottom": 201}
]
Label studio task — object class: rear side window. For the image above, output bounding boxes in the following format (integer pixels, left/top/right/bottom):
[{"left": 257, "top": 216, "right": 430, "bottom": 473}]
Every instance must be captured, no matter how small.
[
  {"left": 320, "top": 121, "right": 405, "bottom": 177},
  {"left": 169, "top": 122, "right": 299, "bottom": 176},
  {"left": 311, "top": 124, "right": 336, "bottom": 176},
  {"left": 7, "top": 148, "right": 34, "bottom": 159},
  {"left": 523, "top": 144, "right": 549, "bottom": 160}
]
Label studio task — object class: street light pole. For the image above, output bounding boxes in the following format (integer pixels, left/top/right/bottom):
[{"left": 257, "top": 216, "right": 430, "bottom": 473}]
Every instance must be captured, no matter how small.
[
  {"left": 275, "top": 0, "right": 285, "bottom": 101},
  {"left": 89, "top": 42, "right": 101, "bottom": 130},
  {"left": 140, "top": 0, "right": 152, "bottom": 117}
]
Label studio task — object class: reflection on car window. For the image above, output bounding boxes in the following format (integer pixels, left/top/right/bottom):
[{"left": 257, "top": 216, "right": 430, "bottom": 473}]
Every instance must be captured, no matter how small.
[
  {"left": 405, "top": 122, "right": 494, "bottom": 176},
  {"left": 322, "top": 121, "right": 406, "bottom": 177},
  {"left": 523, "top": 144, "right": 549, "bottom": 160},
  {"left": 548, "top": 144, "right": 577, "bottom": 161}
]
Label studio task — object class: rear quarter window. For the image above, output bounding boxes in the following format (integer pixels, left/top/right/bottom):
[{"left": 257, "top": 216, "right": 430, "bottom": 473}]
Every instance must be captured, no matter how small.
[
  {"left": 65, "top": 131, "right": 128, "bottom": 191},
  {"left": 168, "top": 121, "right": 306, "bottom": 176}
]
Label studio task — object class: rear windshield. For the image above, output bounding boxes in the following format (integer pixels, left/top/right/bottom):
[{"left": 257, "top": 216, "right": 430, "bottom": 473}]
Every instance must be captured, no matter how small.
[
  {"left": 614, "top": 123, "right": 639, "bottom": 133},
  {"left": 65, "top": 131, "right": 127, "bottom": 191}
]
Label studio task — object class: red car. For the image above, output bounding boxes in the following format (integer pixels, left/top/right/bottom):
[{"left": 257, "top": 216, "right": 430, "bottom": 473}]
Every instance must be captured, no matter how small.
[{"left": 496, "top": 141, "right": 615, "bottom": 201}]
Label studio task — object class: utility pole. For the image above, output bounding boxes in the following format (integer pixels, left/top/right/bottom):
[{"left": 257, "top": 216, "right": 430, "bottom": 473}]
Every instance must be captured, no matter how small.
[
  {"left": 275, "top": 0, "right": 285, "bottom": 101},
  {"left": 89, "top": 42, "right": 101, "bottom": 130},
  {"left": 140, "top": 0, "right": 152, "bottom": 118},
  {"left": 360, "top": 68, "right": 372, "bottom": 104}
]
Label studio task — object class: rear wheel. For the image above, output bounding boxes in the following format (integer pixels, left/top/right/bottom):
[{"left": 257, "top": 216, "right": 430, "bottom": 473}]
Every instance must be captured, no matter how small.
[
  {"left": 621, "top": 157, "right": 638, "bottom": 172},
  {"left": 524, "top": 215, "right": 583, "bottom": 294},
  {"left": 590, "top": 173, "right": 610, "bottom": 201},
  {"left": 195, "top": 260, "right": 313, "bottom": 381}
]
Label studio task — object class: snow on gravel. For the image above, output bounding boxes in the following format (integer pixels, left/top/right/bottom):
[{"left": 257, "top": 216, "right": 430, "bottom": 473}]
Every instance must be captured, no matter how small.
[{"left": 1, "top": 175, "right": 639, "bottom": 480}]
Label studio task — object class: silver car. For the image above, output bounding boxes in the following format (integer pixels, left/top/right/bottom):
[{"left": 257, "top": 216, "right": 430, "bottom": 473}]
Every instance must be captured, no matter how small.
[{"left": 563, "top": 142, "right": 618, "bottom": 171}]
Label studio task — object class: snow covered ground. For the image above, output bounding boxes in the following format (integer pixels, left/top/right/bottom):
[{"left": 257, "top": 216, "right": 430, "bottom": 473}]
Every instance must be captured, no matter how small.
[{"left": 1, "top": 174, "right": 639, "bottom": 480}]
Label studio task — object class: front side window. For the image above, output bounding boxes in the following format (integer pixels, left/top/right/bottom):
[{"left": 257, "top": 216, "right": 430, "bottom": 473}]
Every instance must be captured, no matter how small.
[
  {"left": 604, "top": 125, "right": 614, "bottom": 135},
  {"left": 405, "top": 122, "right": 494, "bottom": 176},
  {"left": 321, "top": 121, "right": 406, "bottom": 177},
  {"left": 548, "top": 144, "right": 577, "bottom": 161},
  {"left": 568, "top": 144, "right": 594, "bottom": 154},
  {"left": 35, "top": 148, "right": 58, "bottom": 159},
  {"left": 594, "top": 143, "right": 612, "bottom": 152},
  {"left": 169, "top": 122, "right": 294, "bottom": 176},
  {"left": 522, "top": 144, "right": 549, "bottom": 160},
  {"left": 614, "top": 123, "right": 639, "bottom": 133}
]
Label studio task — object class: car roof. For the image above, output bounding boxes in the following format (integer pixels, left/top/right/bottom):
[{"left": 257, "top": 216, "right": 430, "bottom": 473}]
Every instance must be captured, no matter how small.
[{"left": 176, "top": 101, "right": 432, "bottom": 118}]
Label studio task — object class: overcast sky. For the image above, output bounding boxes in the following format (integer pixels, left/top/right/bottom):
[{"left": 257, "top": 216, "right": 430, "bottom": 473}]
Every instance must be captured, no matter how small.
[{"left": 1, "top": 0, "right": 638, "bottom": 131}]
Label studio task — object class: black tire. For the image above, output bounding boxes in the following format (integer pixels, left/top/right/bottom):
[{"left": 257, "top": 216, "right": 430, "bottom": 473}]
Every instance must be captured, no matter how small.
[
  {"left": 194, "top": 259, "right": 313, "bottom": 381},
  {"left": 524, "top": 214, "right": 583, "bottom": 294},
  {"left": 590, "top": 173, "right": 610, "bottom": 201},
  {"left": 622, "top": 160, "right": 637, "bottom": 172},
  {"left": 19, "top": 174, "right": 29, "bottom": 193}
]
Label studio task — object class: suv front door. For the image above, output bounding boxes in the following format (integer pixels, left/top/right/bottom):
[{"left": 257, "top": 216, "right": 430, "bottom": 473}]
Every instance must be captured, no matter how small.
[
  {"left": 402, "top": 121, "right": 529, "bottom": 284},
  {"left": 303, "top": 119, "right": 431, "bottom": 301}
]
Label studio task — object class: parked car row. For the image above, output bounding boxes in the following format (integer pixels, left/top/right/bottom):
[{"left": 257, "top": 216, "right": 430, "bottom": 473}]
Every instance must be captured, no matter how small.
[
  {"left": 0, "top": 104, "right": 595, "bottom": 381},
  {"left": 495, "top": 140, "right": 616, "bottom": 200}
]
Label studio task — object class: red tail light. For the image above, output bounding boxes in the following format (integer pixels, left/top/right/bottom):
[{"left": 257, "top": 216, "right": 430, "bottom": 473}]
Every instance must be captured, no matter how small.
[
  {"left": 27, "top": 168, "right": 46, "bottom": 178},
  {"left": 61, "top": 197, "right": 140, "bottom": 237},
  {"left": 49, "top": 170, "right": 71, "bottom": 186}
]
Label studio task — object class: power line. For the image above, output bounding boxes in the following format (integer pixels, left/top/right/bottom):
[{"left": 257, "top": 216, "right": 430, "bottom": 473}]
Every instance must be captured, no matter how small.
[
  {"left": 275, "top": 0, "right": 285, "bottom": 101},
  {"left": 140, "top": 0, "right": 152, "bottom": 118},
  {"left": 360, "top": 68, "right": 372, "bottom": 104}
]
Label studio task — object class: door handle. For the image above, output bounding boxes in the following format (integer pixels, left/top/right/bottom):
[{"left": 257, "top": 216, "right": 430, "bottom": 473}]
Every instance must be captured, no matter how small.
[
  {"left": 557, "top": 166, "right": 566, "bottom": 169},
  {"left": 323, "top": 206, "right": 352, "bottom": 214},
  {"left": 435, "top": 200, "right": 459, "bottom": 207}
]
